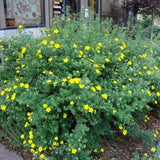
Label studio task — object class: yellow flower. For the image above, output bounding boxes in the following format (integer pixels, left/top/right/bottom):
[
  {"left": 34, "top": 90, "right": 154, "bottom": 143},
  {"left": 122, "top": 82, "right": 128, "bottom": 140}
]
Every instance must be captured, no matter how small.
[
  {"left": 93, "top": 64, "right": 99, "bottom": 68},
  {"left": 24, "top": 84, "right": 29, "bottom": 89},
  {"left": 39, "top": 54, "right": 42, "bottom": 58},
  {"left": 46, "top": 107, "right": 51, "bottom": 112},
  {"left": 31, "top": 143, "right": 35, "bottom": 148},
  {"left": 20, "top": 83, "right": 24, "bottom": 87},
  {"left": 55, "top": 43, "right": 60, "bottom": 49},
  {"left": 53, "top": 82, "right": 57, "bottom": 86},
  {"left": 63, "top": 113, "right": 67, "bottom": 118},
  {"left": 144, "top": 153, "right": 148, "bottom": 157},
  {"left": 113, "top": 81, "right": 117, "bottom": 84},
  {"left": 155, "top": 100, "right": 158, "bottom": 104},
  {"left": 122, "top": 42, "right": 126, "bottom": 48},
  {"left": 63, "top": 58, "right": 69, "bottom": 63},
  {"left": 96, "top": 69, "right": 100, "bottom": 74},
  {"left": 120, "top": 53, "right": 125, "bottom": 59},
  {"left": 157, "top": 92, "right": 160, "bottom": 97},
  {"left": 147, "top": 71, "right": 151, "bottom": 75},
  {"left": 4, "top": 80, "right": 7, "bottom": 84},
  {"left": 67, "top": 18, "right": 71, "bottom": 21},
  {"left": 96, "top": 85, "right": 101, "bottom": 91},
  {"left": 11, "top": 93, "right": 16, "bottom": 100},
  {"left": 5, "top": 58, "right": 8, "bottom": 61},
  {"left": 73, "top": 44, "right": 77, "bottom": 48},
  {"left": 128, "top": 90, "right": 132, "bottom": 94},
  {"left": 40, "top": 154, "right": 45, "bottom": 159},
  {"left": 79, "top": 84, "right": 84, "bottom": 88},
  {"left": 128, "top": 78, "right": 132, "bottom": 82},
  {"left": 54, "top": 137, "right": 58, "bottom": 141},
  {"left": 105, "top": 58, "right": 110, "bottom": 62},
  {"left": 49, "top": 71, "right": 53, "bottom": 75},
  {"left": 50, "top": 41, "right": 54, "bottom": 44},
  {"left": 101, "top": 93, "right": 108, "bottom": 99},
  {"left": 128, "top": 61, "right": 132, "bottom": 65},
  {"left": 21, "top": 64, "right": 25, "bottom": 68},
  {"left": 70, "top": 101, "right": 74, "bottom": 105},
  {"left": 6, "top": 94, "right": 9, "bottom": 99},
  {"left": 97, "top": 50, "right": 100, "bottom": 53},
  {"left": 43, "top": 104, "right": 48, "bottom": 108},
  {"left": 23, "top": 140, "right": 26, "bottom": 145},
  {"left": 94, "top": 149, "right": 97, "bottom": 152},
  {"left": 85, "top": 46, "right": 90, "bottom": 50},
  {"left": 18, "top": 25, "right": 23, "bottom": 29},
  {"left": 143, "top": 66, "right": 147, "bottom": 69},
  {"left": 123, "top": 129, "right": 127, "bottom": 135},
  {"left": 0, "top": 91, "right": 5, "bottom": 96},
  {"left": 84, "top": 105, "right": 89, "bottom": 110},
  {"left": 37, "top": 49, "right": 41, "bottom": 54},
  {"left": 120, "top": 46, "right": 124, "bottom": 50},
  {"left": 47, "top": 80, "right": 52, "bottom": 83},
  {"left": 100, "top": 148, "right": 104, "bottom": 152},
  {"left": 98, "top": 42, "right": 102, "bottom": 47},
  {"left": 48, "top": 57, "right": 52, "bottom": 62},
  {"left": 60, "top": 141, "right": 64, "bottom": 145},
  {"left": 74, "top": 78, "right": 81, "bottom": 84},
  {"left": 53, "top": 29, "right": 59, "bottom": 34},
  {"left": 119, "top": 125, "right": 123, "bottom": 130},
  {"left": 72, "top": 149, "right": 77, "bottom": 154},
  {"left": 62, "top": 78, "right": 67, "bottom": 82},
  {"left": 91, "top": 87, "right": 96, "bottom": 92},
  {"left": 42, "top": 40, "right": 47, "bottom": 45},
  {"left": 151, "top": 147, "right": 156, "bottom": 152},
  {"left": 28, "top": 140, "right": 33, "bottom": 144},
  {"left": 38, "top": 147, "right": 43, "bottom": 152},
  {"left": 27, "top": 112, "right": 31, "bottom": 117},
  {"left": 24, "top": 122, "right": 28, "bottom": 127},
  {"left": 89, "top": 107, "right": 94, "bottom": 113},
  {"left": 147, "top": 90, "right": 151, "bottom": 96},
  {"left": 113, "top": 110, "right": 117, "bottom": 114},
  {"left": 153, "top": 133, "right": 157, "bottom": 138},
  {"left": 20, "top": 134, "right": 24, "bottom": 139},
  {"left": 154, "top": 66, "right": 158, "bottom": 70},
  {"left": 115, "top": 38, "right": 119, "bottom": 41}
]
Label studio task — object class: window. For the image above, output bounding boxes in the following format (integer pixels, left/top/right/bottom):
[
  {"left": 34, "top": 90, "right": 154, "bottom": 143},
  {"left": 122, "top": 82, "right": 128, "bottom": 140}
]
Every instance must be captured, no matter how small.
[
  {"left": 64, "top": 0, "right": 80, "bottom": 14},
  {"left": 0, "top": 0, "right": 45, "bottom": 29}
]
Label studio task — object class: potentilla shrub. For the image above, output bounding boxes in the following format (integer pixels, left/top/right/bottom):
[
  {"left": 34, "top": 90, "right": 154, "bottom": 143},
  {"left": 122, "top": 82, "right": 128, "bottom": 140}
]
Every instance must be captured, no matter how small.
[{"left": 0, "top": 15, "right": 160, "bottom": 160}]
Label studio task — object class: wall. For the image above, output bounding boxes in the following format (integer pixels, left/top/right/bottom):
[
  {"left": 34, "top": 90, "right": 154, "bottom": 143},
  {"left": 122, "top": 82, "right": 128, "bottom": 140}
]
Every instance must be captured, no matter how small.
[{"left": 0, "top": 27, "right": 44, "bottom": 39}]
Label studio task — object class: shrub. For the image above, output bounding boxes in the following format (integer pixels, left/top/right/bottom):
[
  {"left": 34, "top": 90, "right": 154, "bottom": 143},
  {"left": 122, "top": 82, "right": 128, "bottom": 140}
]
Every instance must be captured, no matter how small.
[{"left": 0, "top": 14, "right": 160, "bottom": 159}]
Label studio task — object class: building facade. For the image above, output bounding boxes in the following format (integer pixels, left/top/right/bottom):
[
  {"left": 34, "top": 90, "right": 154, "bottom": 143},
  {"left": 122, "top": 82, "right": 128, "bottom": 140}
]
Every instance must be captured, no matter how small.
[{"left": 0, "top": 0, "right": 122, "bottom": 38}]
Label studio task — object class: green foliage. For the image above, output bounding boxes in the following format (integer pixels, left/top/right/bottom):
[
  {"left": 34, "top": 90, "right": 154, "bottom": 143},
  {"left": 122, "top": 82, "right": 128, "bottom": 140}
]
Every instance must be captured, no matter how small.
[
  {"left": 0, "top": 14, "right": 160, "bottom": 159},
  {"left": 137, "top": 17, "right": 160, "bottom": 40}
]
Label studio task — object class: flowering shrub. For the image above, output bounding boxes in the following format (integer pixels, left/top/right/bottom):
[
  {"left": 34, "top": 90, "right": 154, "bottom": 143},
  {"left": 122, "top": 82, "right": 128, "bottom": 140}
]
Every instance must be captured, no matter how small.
[{"left": 0, "top": 15, "right": 160, "bottom": 159}]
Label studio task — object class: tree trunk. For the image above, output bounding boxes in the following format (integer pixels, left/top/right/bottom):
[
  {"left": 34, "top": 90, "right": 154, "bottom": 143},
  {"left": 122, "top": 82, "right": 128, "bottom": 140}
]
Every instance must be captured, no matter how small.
[{"left": 150, "top": 7, "right": 154, "bottom": 41}]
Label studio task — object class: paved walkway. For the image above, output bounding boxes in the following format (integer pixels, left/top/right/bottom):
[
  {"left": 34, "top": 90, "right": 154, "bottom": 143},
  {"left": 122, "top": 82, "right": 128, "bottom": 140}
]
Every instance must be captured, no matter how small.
[{"left": 0, "top": 143, "right": 23, "bottom": 160}]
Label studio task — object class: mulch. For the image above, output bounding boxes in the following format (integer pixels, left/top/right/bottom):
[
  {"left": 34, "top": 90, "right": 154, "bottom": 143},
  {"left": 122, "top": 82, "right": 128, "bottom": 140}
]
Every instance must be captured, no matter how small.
[{"left": 0, "top": 108, "right": 160, "bottom": 160}]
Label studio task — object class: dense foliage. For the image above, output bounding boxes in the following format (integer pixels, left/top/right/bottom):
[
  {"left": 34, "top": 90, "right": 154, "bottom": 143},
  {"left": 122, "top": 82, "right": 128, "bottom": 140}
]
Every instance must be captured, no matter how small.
[{"left": 0, "top": 15, "right": 160, "bottom": 159}]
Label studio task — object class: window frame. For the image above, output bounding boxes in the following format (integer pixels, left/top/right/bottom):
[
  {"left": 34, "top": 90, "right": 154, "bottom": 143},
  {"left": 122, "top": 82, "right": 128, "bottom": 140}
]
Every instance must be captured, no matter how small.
[{"left": 0, "top": 0, "right": 46, "bottom": 30}]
